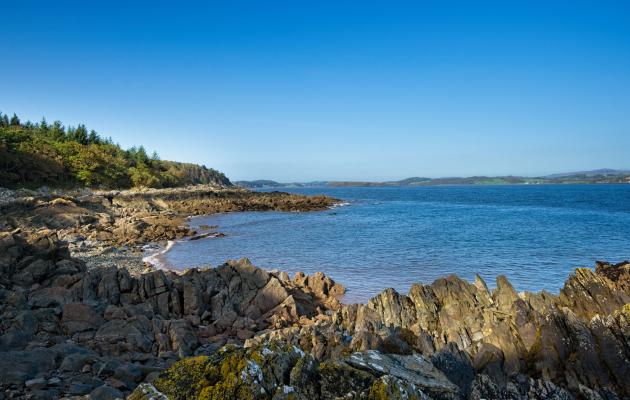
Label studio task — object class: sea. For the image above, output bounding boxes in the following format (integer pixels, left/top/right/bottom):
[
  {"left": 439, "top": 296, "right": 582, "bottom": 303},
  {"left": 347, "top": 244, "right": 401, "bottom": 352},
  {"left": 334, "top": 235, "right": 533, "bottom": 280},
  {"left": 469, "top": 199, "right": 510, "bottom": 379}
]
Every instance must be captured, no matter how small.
[{"left": 154, "top": 184, "right": 630, "bottom": 303}]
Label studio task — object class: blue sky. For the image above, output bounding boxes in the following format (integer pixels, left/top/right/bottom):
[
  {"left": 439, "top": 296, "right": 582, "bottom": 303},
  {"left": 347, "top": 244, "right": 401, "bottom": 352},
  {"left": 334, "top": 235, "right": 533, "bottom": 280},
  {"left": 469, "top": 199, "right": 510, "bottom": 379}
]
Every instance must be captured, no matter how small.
[{"left": 1, "top": 1, "right": 629, "bottom": 181}]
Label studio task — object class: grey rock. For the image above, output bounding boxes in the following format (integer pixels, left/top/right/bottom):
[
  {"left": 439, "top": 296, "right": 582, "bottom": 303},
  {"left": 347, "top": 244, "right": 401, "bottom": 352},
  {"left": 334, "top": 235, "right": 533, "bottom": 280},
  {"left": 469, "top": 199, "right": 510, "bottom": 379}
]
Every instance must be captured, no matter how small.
[
  {"left": 430, "top": 343, "right": 475, "bottom": 395},
  {"left": 62, "top": 302, "right": 104, "bottom": 333},
  {"left": 25, "top": 377, "right": 47, "bottom": 390},
  {"left": 0, "top": 348, "right": 56, "bottom": 385},
  {"left": 114, "top": 363, "right": 143, "bottom": 384},
  {"left": 68, "top": 382, "right": 95, "bottom": 395},
  {"left": 89, "top": 385, "right": 124, "bottom": 400},
  {"left": 60, "top": 352, "right": 96, "bottom": 372},
  {"left": 344, "top": 350, "right": 461, "bottom": 399}
]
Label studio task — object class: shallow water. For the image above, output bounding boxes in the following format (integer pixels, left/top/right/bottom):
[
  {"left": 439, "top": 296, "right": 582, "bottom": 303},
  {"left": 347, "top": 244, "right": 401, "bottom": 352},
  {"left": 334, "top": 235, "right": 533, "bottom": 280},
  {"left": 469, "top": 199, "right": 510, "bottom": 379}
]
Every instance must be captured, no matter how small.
[{"left": 159, "top": 185, "right": 630, "bottom": 303}]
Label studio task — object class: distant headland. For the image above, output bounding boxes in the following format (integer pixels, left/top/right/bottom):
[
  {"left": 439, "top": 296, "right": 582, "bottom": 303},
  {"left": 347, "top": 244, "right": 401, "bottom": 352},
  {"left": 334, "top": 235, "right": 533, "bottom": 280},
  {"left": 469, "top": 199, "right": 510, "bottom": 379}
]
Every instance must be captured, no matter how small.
[{"left": 236, "top": 169, "right": 630, "bottom": 188}]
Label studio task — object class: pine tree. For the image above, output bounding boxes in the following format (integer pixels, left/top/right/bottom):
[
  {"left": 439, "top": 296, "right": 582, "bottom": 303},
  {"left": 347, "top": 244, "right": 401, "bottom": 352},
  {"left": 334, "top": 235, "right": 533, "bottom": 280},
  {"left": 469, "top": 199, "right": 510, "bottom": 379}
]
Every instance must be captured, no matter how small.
[
  {"left": 88, "top": 129, "right": 99, "bottom": 144},
  {"left": 40, "top": 117, "right": 49, "bottom": 132},
  {"left": 74, "top": 124, "right": 88, "bottom": 144},
  {"left": 51, "top": 121, "right": 65, "bottom": 140},
  {"left": 66, "top": 126, "right": 76, "bottom": 140},
  {"left": 136, "top": 145, "right": 149, "bottom": 163},
  {"left": 1, "top": 114, "right": 9, "bottom": 127},
  {"left": 0, "top": 112, "right": 5, "bottom": 127},
  {"left": 9, "top": 113, "right": 20, "bottom": 126}
]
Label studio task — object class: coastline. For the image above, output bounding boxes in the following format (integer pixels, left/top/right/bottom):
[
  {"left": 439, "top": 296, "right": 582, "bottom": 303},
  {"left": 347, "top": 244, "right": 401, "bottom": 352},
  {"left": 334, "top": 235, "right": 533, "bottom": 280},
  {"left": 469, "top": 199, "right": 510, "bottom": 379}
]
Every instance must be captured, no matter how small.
[{"left": 0, "top": 185, "right": 629, "bottom": 399}]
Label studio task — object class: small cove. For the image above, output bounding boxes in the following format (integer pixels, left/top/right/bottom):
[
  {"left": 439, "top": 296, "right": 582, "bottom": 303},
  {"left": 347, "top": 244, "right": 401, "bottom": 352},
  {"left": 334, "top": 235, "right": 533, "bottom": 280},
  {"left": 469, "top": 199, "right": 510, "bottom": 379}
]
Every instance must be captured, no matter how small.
[{"left": 154, "top": 185, "right": 630, "bottom": 303}]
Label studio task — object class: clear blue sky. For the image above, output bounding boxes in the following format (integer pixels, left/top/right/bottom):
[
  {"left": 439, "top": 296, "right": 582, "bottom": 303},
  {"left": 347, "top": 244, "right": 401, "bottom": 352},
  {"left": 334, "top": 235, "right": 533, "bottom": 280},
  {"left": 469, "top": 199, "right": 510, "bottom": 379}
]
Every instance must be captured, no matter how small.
[{"left": 2, "top": 1, "right": 629, "bottom": 181}]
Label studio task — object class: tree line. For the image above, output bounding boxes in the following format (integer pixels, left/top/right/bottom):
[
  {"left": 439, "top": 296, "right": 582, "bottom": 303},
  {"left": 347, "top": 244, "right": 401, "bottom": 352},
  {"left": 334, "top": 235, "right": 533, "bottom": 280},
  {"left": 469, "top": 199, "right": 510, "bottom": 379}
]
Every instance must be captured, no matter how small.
[{"left": 0, "top": 111, "right": 230, "bottom": 189}]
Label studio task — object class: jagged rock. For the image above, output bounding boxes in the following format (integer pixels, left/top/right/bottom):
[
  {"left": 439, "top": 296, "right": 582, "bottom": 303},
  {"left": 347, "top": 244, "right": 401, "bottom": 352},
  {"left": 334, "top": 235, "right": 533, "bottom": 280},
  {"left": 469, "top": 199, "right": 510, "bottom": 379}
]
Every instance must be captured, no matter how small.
[
  {"left": 430, "top": 343, "right": 475, "bottom": 395},
  {"left": 596, "top": 261, "right": 630, "bottom": 292},
  {"left": 0, "top": 230, "right": 628, "bottom": 399},
  {"left": 344, "top": 350, "right": 460, "bottom": 399},
  {"left": 559, "top": 268, "right": 630, "bottom": 320},
  {"left": 138, "top": 341, "right": 461, "bottom": 400}
]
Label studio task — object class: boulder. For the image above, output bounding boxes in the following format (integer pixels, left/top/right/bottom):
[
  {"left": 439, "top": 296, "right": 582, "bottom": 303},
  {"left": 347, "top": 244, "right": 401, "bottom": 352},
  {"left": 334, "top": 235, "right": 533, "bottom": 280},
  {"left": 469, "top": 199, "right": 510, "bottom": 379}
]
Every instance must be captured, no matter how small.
[
  {"left": 62, "top": 302, "right": 104, "bottom": 333},
  {"left": 89, "top": 385, "right": 124, "bottom": 400}
]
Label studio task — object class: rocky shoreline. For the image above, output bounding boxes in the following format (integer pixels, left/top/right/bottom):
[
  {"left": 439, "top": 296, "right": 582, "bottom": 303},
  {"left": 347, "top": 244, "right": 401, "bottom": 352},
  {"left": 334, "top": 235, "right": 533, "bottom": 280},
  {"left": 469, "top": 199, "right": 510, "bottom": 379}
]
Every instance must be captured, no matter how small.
[
  {"left": 0, "top": 186, "right": 629, "bottom": 399},
  {"left": 0, "top": 185, "right": 337, "bottom": 274}
]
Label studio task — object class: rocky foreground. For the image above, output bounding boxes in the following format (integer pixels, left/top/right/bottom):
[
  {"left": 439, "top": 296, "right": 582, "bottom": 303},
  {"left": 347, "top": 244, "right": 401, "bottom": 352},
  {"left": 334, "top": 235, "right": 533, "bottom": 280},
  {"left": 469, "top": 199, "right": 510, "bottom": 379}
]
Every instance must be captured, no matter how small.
[
  {"left": 0, "top": 230, "right": 628, "bottom": 400},
  {"left": 0, "top": 186, "right": 629, "bottom": 399}
]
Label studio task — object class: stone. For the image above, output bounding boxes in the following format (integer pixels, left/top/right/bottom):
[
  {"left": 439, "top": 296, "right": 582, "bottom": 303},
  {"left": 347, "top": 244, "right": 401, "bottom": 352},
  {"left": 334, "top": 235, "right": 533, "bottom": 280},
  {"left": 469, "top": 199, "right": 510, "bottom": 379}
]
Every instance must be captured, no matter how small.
[
  {"left": 114, "top": 363, "right": 143, "bottom": 384},
  {"left": 97, "top": 359, "right": 122, "bottom": 378},
  {"left": 25, "top": 377, "right": 47, "bottom": 390},
  {"left": 60, "top": 352, "right": 96, "bottom": 372},
  {"left": 237, "top": 329, "right": 255, "bottom": 340},
  {"left": 167, "top": 319, "right": 198, "bottom": 357},
  {"left": 89, "top": 385, "right": 124, "bottom": 400},
  {"left": 68, "top": 382, "right": 95, "bottom": 395},
  {"left": 344, "top": 350, "right": 461, "bottom": 399},
  {"left": 62, "top": 302, "right": 104, "bottom": 333},
  {"left": 28, "top": 286, "right": 71, "bottom": 308},
  {"left": 430, "top": 343, "right": 475, "bottom": 395}
]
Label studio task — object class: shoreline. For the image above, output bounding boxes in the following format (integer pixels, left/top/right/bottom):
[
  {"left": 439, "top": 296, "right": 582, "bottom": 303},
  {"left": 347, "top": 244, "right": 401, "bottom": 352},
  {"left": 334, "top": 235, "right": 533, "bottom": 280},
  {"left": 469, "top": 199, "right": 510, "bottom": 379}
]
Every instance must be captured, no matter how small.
[{"left": 141, "top": 240, "right": 177, "bottom": 270}]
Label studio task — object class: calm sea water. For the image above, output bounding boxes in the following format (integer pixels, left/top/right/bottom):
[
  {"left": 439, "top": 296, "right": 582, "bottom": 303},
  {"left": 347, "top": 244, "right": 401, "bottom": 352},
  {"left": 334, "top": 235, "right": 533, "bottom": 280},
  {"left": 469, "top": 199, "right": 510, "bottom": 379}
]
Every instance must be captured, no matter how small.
[{"left": 160, "top": 185, "right": 630, "bottom": 303}]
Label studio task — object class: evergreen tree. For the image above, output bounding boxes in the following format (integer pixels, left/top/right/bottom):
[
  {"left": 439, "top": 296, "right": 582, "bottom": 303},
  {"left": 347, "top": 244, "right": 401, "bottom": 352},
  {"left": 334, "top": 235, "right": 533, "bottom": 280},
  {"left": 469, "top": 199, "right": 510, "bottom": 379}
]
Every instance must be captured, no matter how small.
[
  {"left": 75, "top": 124, "right": 88, "bottom": 144},
  {"left": 0, "top": 112, "right": 229, "bottom": 188},
  {"left": 40, "top": 117, "right": 49, "bottom": 132},
  {"left": 136, "top": 145, "right": 148, "bottom": 162},
  {"left": 9, "top": 113, "right": 20, "bottom": 126},
  {"left": 51, "top": 121, "right": 65, "bottom": 140},
  {"left": 66, "top": 126, "right": 76, "bottom": 141},
  {"left": 88, "top": 129, "right": 99, "bottom": 144}
]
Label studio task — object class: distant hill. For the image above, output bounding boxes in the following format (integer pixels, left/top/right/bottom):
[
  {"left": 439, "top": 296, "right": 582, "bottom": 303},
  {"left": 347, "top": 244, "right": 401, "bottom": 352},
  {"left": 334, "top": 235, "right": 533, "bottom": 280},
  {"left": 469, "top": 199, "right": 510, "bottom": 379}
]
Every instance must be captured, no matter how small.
[
  {"left": 545, "top": 169, "right": 630, "bottom": 179},
  {"left": 0, "top": 111, "right": 231, "bottom": 189},
  {"left": 235, "top": 180, "right": 330, "bottom": 189},
  {"left": 234, "top": 180, "right": 284, "bottom": 188},
  {"left": 240, "top": 170, "right": 630, "bottom": 188}
]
